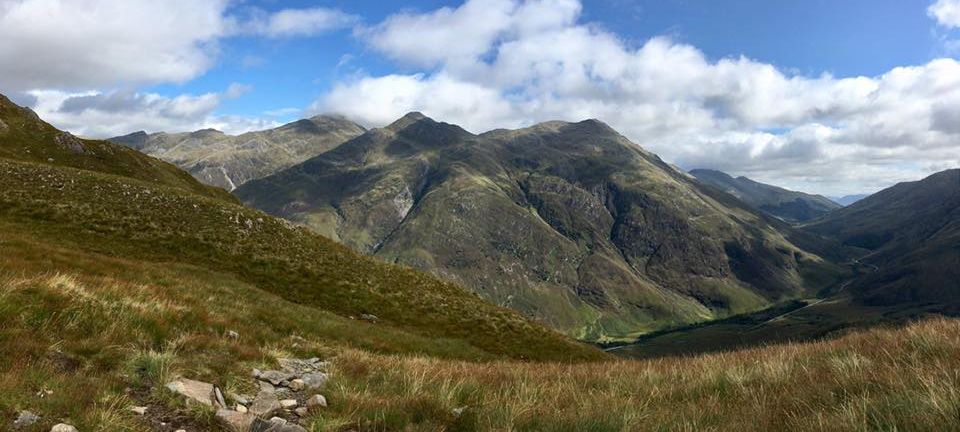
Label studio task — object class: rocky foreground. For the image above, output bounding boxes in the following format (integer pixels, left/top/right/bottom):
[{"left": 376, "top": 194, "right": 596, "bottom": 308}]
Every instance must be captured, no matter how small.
[{"left": 11, "top": 356, "right": 332, "bottom": 432}]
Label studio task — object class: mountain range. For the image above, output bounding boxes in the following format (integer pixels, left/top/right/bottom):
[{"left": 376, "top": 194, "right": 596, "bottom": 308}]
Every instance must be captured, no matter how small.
[
  {"left": 5, "top": 89, "right": 960, "bottom": 430},
  {"left": 235, "top": 113, "right": 841, "bottom": 341},
  {"left": 806, "top": 169, "right": 960, "bottom": 307},
  {"left": 0, "top": 93, "right": 597, "bottom": 362},
  {"left": 690, "top": 169, "right": 842, "bottom": 223},
  {"left": 108, "top": 115, "right": 365, "bottom": 191}
]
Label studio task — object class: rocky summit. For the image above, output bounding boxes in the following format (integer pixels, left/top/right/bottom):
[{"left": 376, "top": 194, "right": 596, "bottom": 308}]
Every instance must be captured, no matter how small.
[
  {"left": 109, "top": 115, "right": 365, "bottom": 191},
  {"left": 236, "top": 113, "right": 842, "bottom": 341}
]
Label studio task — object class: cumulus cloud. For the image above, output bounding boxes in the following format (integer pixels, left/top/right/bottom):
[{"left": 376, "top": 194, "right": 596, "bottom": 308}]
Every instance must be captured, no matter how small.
[
  {"left": 0, "top": 0, "right": 356, "bottom": 92},
  {"left": 930, "top": 0, "right": 960, "bottom": 28},
  {"left": 0, "top": 0, "right": 228, "bottom": 91},
  {"left": 312, "top": 0, "right": 960, "bottom": 195},
  {"left": 0, "top": 0, "right": 353, "bottom": 138},
  {"left": 30, "top": 88, "right": 278, "bottom": 138},
  {"left": 242, "top": 7, "right": 358, "bottom": 38}
]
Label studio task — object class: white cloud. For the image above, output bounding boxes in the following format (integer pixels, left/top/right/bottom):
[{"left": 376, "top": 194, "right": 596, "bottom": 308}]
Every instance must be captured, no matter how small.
[
  {"left": 0, "top": 0, "right": 351, "bottom": 138},
  {"left": 242, "top": 7, "right": 358, "bottom": 38},
  {"left": 225, "top": 83, "right": 253, "bottom": 99},
  {"left": 0, "top": 1, "right": 357, "bottom": 92},
  {"left": 313, "top": 0, "right": 960, "bottom": 195},
  {"left": 0, "top": 0, "right": 228, "bottom": 91},
  {"left": 361, "top": 0, "right": 579, "bottom": 69},
  {"left": 31, "top": 88, "right": 278, "bottom": 138},
  {"left": 930, "top": 0, "right": 960, "bottom": 28}
]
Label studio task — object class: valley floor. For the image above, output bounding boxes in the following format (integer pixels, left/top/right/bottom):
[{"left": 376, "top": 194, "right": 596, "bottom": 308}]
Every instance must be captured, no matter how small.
[{"left": 3, "top": 230, "right": 960, "bottom": 431}]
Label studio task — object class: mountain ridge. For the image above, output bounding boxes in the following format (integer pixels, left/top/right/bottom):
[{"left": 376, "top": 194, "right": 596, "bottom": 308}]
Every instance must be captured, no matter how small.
[
  {"left": 690, "top": 168, "right": 841, "bottom": 223},
  {"left": 108, "top": 114, "right": 366, "bottom": 191},
  {"left": 237, "top": 113, "right": 841, "bottom": 341},
  {"left": 805, "top": 168, "right": 960, "bottom": 306},
  {"left": 0, "top": 91, "right": 600, "bottom": 362}
]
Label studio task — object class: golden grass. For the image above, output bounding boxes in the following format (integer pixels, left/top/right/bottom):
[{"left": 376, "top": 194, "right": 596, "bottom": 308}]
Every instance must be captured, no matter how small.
[
  {"left": 3, "top": 250, "right": 959, "bottom": 431},
  {"left": 317, "top": 318, "right": 960, "bottom": 431}
]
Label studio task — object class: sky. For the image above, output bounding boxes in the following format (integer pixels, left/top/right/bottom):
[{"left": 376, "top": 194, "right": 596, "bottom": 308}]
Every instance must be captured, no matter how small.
[{"left": 1, "top": 0, "right": 960, "bottom": 196}]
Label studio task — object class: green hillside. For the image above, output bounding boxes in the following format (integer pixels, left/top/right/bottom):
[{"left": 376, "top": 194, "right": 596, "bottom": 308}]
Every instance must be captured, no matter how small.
[
  {"left": 237, "top": 113, "right": 842, "bottom": 342},
  {"left": 805, "top": 169, "right": 960, "bottom": 306},
  {"left": 0, "top": 94, "right": 232, "bottom": 202}
]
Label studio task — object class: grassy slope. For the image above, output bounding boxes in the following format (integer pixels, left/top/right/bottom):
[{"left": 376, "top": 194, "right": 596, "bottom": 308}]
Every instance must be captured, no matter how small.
[
  {"left": 0, "top": 157, "right": 601, "bottom": 363},
  {"left": 0, "top": 94, "right": 233, "bottom": 202},
  {"left": 3, "top": 245, "right": 960, "bottom": 431}
]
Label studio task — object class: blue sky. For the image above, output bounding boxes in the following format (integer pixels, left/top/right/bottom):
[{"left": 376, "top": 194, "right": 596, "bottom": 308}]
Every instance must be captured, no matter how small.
[
  {"left": 1, "top": 0, "right": 960, "bottom": 195},
  {"left": 156, "top": 0, "right": 948, "bottom": 122}
]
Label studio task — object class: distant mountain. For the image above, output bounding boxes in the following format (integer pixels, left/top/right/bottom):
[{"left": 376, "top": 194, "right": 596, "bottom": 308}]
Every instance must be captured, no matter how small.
[
  {"left": 690, "top": 169, "right": 841, "bottom": 223},
  {"left": 829, "top": 194, "right": 870, "bottom": 206},
  {"left": 236, "top": 113, "right": 839, "bottom": 341},
  {"left": 806, "top": 169, "right": 960, "bottom": 306},
  {"left": 108, "top": 115, "right": 365, "bottom": 191},
  {"left": 0, "top": 91, "right": 598, "bottom": 362}
]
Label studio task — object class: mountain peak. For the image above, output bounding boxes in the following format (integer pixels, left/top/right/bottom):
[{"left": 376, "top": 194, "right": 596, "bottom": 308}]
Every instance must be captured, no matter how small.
[
  {"left": 385, "top": 112, "right": 432, "bottom": 132},
  {"left": 190, "top": 128, "right": 225, "bottom": 138}
]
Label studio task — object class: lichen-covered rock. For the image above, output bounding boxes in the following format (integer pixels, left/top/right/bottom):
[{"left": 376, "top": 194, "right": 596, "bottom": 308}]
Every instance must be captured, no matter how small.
[
  {"left": 13, "top": 410, "right": 39, "bottom": 428},
  {"left": 259, "top": 370, "right": 293, "bottom": 385},
  {"left": 166, "top": 378, "right": 215, "bottom": 406},
  {"left": 249, "top": 389, "right": 281, "bottom": 417},
  {"left": 306, "top": 394, "right": 327, "bottom": 409},
  {"left": 216, "top": 409, "right": 255, "bottom": 432},
  {"left": 55, "top": 132, "right": 87, "bottom": 154},
  {"left": 300, "top": 372, "right": 328, "bottom": 391}
]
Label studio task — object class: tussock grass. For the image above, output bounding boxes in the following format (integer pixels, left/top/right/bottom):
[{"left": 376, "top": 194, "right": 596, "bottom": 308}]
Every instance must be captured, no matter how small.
[
  {"left": 315, "top": 318, "right": 960, "bottom": 431},
  {"left": 3, "top": 217, "right": 960, "bottom": 431}
]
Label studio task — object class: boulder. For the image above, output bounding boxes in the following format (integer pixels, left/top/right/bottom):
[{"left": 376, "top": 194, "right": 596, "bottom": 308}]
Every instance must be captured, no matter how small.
[
  {"left": 54, "top": 132, "right": 87, "bottom": 154},
  {"left": 228, "top": 392, "right": 250, "bottom": 406},
  {"left": 259, "top": 370, "right": 293, "bottom": 385},
  {"left": 166, "top": 378, "right": 215, "bottom": 406},
  {"left": 280, "top": 399, "right": 298, "bottom": 409},
  {"left": 258, "top": 380, "right": 276, "bottom": 392},
  {"left": 215, "top": 387, "right": 227, "bottom": 408},
  {"left": 288, "top": 379, "right": 305, "bottom": 391},
  {"left": 301, "top": 372, "right": 328, "bottom": 390},
  {"left": 250, "top": 417, "right": 308, "bottom": 432},
  {"left": 249, "top": 389, "right": 281, "bottom": 417},
  {"left": 13, "top": 411, "right": 40, "bottom": 428},
  {"left": 216, "top": 409, "right": 255, "bottom": 432},
  {"left": 294, "top": 407, "right": 309, "bottom": 417},
  {"left": 50, "top": 424, "right": 78, "bottom": 432},
  {"left": 306, "top": 394, "right": 327, "bottom": 409}
]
